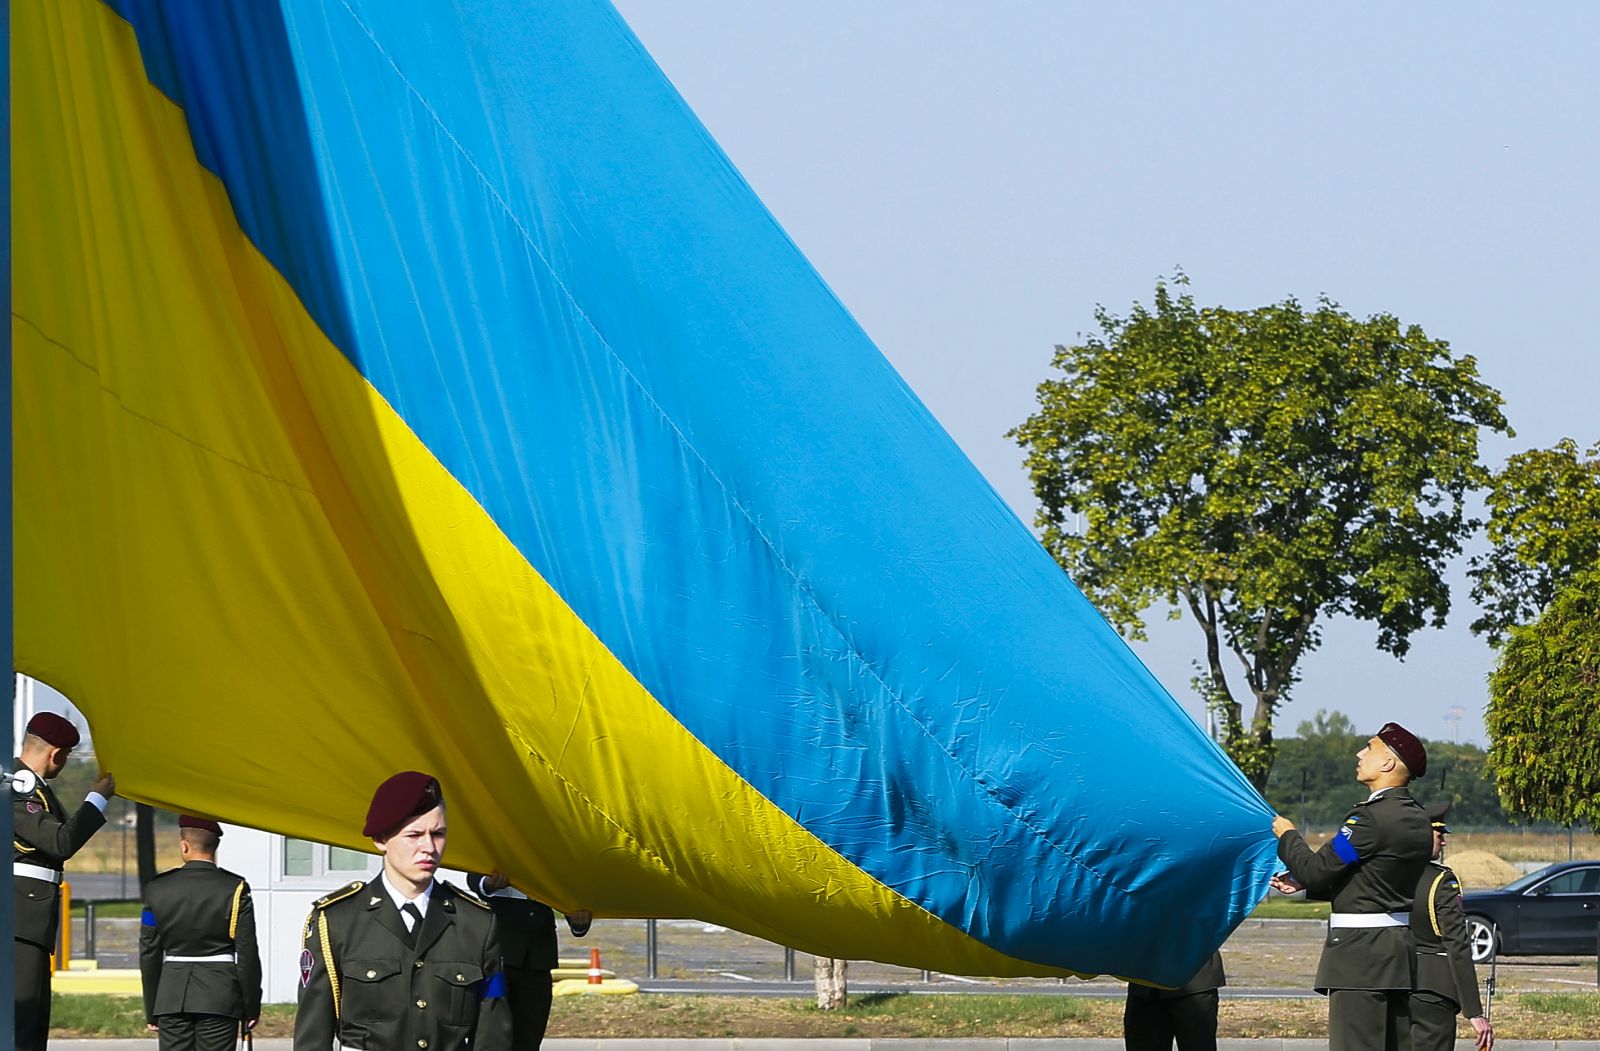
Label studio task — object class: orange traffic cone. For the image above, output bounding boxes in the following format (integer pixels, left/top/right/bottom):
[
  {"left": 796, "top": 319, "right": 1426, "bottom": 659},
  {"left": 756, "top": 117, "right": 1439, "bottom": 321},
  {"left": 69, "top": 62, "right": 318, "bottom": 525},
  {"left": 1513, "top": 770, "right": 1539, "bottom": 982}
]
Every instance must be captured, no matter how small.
[{"left": 587, "top": 947, "right": 604, "bottom": 985}]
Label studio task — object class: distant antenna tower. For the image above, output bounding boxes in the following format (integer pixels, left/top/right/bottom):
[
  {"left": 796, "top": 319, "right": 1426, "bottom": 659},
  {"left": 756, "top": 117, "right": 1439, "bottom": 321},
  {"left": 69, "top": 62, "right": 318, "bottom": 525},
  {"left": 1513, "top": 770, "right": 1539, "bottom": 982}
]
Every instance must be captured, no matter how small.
[{"left": 1444, "top": 705, "right": 1465, "bottom": 744}]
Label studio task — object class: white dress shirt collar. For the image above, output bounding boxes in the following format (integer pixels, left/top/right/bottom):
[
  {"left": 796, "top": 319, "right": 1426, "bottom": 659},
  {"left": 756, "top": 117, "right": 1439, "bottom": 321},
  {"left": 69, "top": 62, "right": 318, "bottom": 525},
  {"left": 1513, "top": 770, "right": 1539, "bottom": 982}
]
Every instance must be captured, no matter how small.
[{"left": 379, "top": 870, "right": 434, "bottom": 922}]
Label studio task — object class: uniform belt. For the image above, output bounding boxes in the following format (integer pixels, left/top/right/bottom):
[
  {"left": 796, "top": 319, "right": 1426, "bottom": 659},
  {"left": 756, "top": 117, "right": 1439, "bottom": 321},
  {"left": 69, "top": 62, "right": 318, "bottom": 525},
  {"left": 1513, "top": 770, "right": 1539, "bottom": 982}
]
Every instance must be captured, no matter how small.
[
  {"left": 13, "top": 862, "right": 63, "bottom": 884},
  {"left": 163, "top": 952, "right": 238, "bottom": 964},
  {"left": 1329, "top": 911, "right": 1409, "bottom": 928}
]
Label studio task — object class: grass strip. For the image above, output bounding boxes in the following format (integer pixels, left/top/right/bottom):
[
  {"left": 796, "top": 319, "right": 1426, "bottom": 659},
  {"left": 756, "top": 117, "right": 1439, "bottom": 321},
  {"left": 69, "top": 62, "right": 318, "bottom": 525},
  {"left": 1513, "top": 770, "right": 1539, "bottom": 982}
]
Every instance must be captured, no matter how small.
[
  {"left": 1519, "top": 993, "right": 1600, "bottom": 1018},
  {"left": 51, "top": 992, "right": 1600, "bottom": 1040}
]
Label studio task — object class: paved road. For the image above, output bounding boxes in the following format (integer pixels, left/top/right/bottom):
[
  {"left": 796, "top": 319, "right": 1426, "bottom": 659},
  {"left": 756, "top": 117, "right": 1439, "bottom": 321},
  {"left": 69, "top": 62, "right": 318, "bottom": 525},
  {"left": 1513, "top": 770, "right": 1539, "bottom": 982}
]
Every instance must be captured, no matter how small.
[
  {"left": 47, "top": 1041, "right": 1600, "bottom": 1051},
  {"left": 568, "top": 917, "right": 1596, "bottom": 996},
  {"left": 632, "top": 980, "right": 1323, "bottom": 999},
  {"left": 66, "top": 913, "right": 1597, "bottom": 995},
  {"left": 64, "top": 872, "right": 141, "bottom": 901}
]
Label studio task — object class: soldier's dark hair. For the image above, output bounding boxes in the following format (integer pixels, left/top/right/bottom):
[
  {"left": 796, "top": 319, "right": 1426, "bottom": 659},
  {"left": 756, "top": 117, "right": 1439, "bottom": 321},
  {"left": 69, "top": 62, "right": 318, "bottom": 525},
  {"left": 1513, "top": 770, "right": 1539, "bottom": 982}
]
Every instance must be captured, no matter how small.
[{"left": 180, "top": 826, "right": 221, "bottom": 855}]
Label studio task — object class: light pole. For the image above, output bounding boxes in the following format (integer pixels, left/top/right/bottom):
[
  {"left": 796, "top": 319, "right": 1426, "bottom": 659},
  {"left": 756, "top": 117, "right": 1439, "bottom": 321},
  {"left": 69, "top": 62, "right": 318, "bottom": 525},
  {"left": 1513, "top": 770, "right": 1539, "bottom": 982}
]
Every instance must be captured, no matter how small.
[
  {"left": 1444, "top": 705, "right": 1465, "bottom": 744},
  {"left": 120, "top": 801, "right": 129, "bottom": 898}
]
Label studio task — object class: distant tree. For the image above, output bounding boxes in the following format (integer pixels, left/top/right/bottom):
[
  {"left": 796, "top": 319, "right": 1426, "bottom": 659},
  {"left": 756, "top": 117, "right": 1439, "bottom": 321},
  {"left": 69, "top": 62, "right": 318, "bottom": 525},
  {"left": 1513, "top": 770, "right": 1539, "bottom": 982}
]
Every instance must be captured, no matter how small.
[
  {"left": 1267, "top": 710, "right": 1507, "bottom": 827},
  {"left": 51, "top": 754, "right": 104, "bottom": 806},
  {"left": 1410, "top": 741, "right": 1506, "bottom": 828},
  {"left": 1468, "top": 438, "right": 1600, "bottom": 645},
  {"left": 1486, "top": 570, "right": 1600, "bottom": 832},
  {"left": 1010, "top": 275, "right": 1509, "bottom": 787},
  {"left": 1265, "top": 710, "right": 1363, "bottom": 825}
]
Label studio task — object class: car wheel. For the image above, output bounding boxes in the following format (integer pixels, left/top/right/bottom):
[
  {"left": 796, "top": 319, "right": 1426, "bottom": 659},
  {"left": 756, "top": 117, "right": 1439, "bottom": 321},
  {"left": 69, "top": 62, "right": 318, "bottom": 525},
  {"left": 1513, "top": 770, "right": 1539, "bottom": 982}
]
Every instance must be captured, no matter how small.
[{"left": 1465, "top": 915, "right": 1498, "bottom": 963}]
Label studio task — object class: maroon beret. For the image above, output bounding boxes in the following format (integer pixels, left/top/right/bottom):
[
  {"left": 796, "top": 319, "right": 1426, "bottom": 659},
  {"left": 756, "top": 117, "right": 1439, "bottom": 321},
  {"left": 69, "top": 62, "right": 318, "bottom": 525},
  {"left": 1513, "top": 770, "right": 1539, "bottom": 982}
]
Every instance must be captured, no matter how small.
[
  {"left": 1377, "top": 721, "right": 1427, "bottom": 779},
  {"left": 26, "top": 712, "right": 80, "bottom": 749},
  {"left": 179, "top": 814, "right": 224, "bottom": 837},
  {"left": 363, "top": 771, "right": 444, "bottom": 838}
]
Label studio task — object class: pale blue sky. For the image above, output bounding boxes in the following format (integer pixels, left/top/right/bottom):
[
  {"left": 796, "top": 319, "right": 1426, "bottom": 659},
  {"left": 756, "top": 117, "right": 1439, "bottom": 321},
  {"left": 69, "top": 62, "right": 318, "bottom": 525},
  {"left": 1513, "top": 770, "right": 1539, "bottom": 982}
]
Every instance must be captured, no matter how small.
[
  {"left": 27, "top": 6, "right": 1597, "bottom": 753},
  {"left": 613, "top": 2, "right": 1600, "bottom": 747}
]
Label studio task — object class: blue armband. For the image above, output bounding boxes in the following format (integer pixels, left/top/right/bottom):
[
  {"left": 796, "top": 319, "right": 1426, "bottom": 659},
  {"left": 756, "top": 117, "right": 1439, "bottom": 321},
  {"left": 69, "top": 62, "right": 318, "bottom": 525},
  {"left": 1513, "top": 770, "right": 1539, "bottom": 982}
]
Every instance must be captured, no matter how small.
[
  {"left": 141, "top": 908, "right": 158, "bottom": 927},
  {"left": 1330, "top": 826, "right": 1360, "bottom": 864},
  {"left": 482, "top": 972, "right": 507, "bottom": 1000}
]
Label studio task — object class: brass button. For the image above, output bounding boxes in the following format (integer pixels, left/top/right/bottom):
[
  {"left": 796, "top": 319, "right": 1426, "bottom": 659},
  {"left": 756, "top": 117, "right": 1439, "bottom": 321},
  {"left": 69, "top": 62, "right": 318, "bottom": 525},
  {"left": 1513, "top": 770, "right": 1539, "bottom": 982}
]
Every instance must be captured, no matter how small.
[
  {"left": 414, "top": 959, "right": 425, "bottom": 969},
  {"left": 416, "top": 999, "right": 427, "bottom": 1009},
  {"left": 455, "top": 973, "right": 464, "bottom": 981},
  {"left": 366, "top": 970, "right": 377, "bottom": 979},
  {"left": 418, "top": 1041, "right": 429, "bottom": 1049}
]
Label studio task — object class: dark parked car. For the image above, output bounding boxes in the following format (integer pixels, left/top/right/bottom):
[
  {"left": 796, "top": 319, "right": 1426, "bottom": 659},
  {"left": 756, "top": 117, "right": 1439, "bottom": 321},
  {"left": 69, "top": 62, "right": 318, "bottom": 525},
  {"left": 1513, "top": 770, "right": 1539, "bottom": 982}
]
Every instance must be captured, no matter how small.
[{"left": 1460, "top": 860, "right": 1600, "bottom": 963}]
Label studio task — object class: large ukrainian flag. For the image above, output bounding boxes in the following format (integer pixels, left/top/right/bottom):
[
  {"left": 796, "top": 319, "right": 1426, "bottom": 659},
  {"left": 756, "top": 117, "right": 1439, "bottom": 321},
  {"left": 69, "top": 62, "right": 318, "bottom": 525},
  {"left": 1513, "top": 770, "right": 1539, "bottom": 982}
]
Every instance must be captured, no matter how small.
[{"left": 13, "top": 0, "right": 1278, "bottom": 981}]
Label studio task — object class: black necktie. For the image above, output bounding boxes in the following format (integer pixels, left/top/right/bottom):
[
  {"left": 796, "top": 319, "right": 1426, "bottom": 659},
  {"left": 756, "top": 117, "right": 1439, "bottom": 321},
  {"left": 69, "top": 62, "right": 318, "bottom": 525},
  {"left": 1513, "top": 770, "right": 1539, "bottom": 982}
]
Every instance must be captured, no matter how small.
[{"left": 401, "top": 902, "right": 423, "bottom": 948}]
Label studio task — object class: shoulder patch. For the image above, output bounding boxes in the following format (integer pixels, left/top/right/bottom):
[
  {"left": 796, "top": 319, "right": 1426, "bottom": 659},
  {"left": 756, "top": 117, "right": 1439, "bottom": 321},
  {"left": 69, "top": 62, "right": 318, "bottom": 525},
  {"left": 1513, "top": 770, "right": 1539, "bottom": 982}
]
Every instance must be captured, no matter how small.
[
  {"left": 312, "top": 880, "right": 366, "bottom": 910},
  {"left": 1330, "top": 824, "right": 1360, "bottom": 864}
]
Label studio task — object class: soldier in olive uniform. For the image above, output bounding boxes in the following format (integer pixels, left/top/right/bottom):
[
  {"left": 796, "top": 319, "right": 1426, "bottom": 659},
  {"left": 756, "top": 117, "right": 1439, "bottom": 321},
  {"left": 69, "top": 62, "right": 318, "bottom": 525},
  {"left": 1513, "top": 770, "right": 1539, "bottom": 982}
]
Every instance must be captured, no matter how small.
[
  {"left": 295, "top": 771, "right": 510, "bottom": 1051},
  {"left": 1410, "top": 803, "right": 1493, "bottom": 1051},
  {"left": 139, "top": 815, "right": 263, "bottom": 1050},
  {"left": 1123, "top": 950, "right": 1226, "bottom": 1051},
  {"left": 10, "top": 712, "right": 117, "bottom": 1051},
  {"left": 466, "top": 870, "right": 592, "bottom": 1049},
  {"left": 1271, "top": 722, "right": 1432, "bottom": 1051}
]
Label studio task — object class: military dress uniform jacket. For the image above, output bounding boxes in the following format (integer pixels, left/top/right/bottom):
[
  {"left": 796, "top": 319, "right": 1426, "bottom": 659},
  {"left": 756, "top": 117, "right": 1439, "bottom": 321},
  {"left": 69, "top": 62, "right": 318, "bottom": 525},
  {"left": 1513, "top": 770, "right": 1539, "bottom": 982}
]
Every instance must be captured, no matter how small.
[
  {"left": 1127, "top": 950, "right": 1226, "bottom": 1001},
  {"left": 295, "top": 877, "right": 511, "bottom": 1051},
  {"left": 138, "top": 860, "right": 263, "bottom": 1024},
  {"left": 1277, "top": 788, "right": 1432, "bottom": 992},
  {"left": 1410, "top": 862, "right": 1482, "bottom": 1016},
  {"left": 11, "top": 759, "right": 107, "bottom": 948},
  {"left": 465, "top": 872, "right": 559, "bottom": 970}
]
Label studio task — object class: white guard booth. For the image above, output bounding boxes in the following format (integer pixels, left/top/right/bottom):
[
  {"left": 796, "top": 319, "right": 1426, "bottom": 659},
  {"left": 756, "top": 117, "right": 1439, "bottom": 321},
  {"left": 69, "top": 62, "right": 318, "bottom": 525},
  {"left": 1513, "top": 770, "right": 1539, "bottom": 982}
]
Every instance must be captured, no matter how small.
[{"left": 217, "top": 823, "right": 471, "bottom": 1004}]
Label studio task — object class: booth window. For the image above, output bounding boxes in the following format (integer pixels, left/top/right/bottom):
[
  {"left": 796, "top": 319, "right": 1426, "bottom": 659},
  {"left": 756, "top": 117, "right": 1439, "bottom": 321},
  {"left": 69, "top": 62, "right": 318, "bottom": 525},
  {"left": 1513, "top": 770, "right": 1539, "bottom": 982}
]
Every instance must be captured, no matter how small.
[
  {"left": 328, "top": 846, "right": 371, "bottom": 871},
  {"left": 283, "top": 838, "right": 315, "bottom": 877},
  {"left": 281, "top": 839, "right": 375, "bottom": 879}
]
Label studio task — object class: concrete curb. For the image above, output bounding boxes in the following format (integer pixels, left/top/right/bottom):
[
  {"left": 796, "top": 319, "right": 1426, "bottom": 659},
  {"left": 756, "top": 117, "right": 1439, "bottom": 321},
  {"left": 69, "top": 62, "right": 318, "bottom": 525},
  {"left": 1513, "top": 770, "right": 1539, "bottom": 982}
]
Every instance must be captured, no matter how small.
[
  {"left": 543, "top": 1043, "right": 1600, "bottom": 1051},
  {"left": 48, "top": 1041, "right": 1600, "bottom": 1050}
]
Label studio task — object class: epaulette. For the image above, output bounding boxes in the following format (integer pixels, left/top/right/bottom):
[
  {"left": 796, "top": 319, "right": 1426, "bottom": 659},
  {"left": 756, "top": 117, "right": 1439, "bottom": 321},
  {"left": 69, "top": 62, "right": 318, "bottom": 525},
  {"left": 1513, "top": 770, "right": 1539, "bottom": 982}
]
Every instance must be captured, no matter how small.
[
  {"left": 312, "top": 881, "right": 366, "bottom": 910},
  {"left": 447, "top": 880, "right": 491, "bottom": 910}
]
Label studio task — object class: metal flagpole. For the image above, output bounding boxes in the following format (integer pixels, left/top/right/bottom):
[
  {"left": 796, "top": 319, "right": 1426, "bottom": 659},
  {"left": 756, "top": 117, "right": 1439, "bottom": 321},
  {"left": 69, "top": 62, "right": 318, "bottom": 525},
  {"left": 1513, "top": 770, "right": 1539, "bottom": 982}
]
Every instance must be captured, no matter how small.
[{"left": 3, "top": 0, "right": 18, "bottom": 1034}]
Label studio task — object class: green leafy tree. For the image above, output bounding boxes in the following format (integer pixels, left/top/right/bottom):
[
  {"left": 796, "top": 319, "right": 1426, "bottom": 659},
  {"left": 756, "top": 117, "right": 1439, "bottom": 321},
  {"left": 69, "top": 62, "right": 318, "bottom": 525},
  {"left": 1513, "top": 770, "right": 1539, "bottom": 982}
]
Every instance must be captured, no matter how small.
[
  {"left": 1010, "top": 275, "right": 1510, "bottom": 787},
  {"left": 1468, "top": 438, "right": 1600, "bottom": 645},
  {"left": 1486, "top": 569, "right": 1600, "bottom": 831}
]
